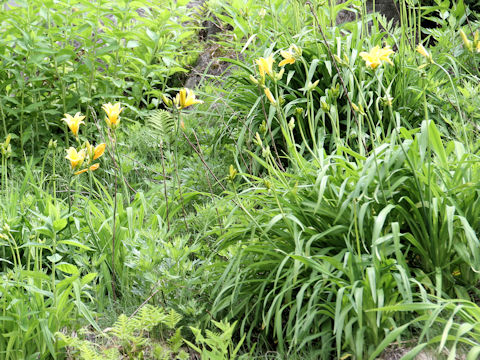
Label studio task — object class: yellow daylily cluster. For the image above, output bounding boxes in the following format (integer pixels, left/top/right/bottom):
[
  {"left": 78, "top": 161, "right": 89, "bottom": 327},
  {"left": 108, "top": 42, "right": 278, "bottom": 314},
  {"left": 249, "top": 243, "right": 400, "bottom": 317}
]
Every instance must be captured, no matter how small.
[
  {"left": 460, "top": 29, "right": 480, "bottom": 53},
  {"left": 251, "top": 45, "right": 303, "bottom": 106},
  {"left": 162, "top": 88, "right": 203, "bottom": 111},
  {"left": 359, "top": 46, "right": 395, "bottom": 69},
  {"left": 65, "top": 141, "right": 105, "bottom": 175},
  {"left": 62, "top": 105, "right": 114, "bottom": 175}
]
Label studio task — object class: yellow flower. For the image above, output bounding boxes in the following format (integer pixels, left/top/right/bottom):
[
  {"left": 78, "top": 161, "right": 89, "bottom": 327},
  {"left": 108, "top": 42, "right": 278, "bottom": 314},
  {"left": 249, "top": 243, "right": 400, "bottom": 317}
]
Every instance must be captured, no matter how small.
[
  {"left": 416, "top": 44, "right": 429, "bottom": 58},
  {"left": 359, "top": 46, "right": 395, "bottom": 69},
  {"left": 62, "top": 112, "right": 85, "bottom": 137},
  {"left": 460, "top": 29, "right": 473, "bottom": 52},
  {"left": 93, "top": 143, "right": 105, "bottom": 160},
  {"left": 74, "top": 163, "right": 100, "bottom": 176},
  {"left": 174, "top": 88, "right": 203, "bottom": 110},
  {"left": 102, "top": 102, "right": 124, "bottom": 129},
  {"left": 416, "top": 44, "right": 433, "bottom": 64},
  {"left": 255, "top": 55, "right": 275, "bottom": 79},
  {"left": 264, "top": 87, "right": 276, "bottom": 105},
  {"left": 279, "top": 44, "right": 302, "bottom": 67},
  {"left": 65, "top": 147, "right": 86, "bottom": 169}
]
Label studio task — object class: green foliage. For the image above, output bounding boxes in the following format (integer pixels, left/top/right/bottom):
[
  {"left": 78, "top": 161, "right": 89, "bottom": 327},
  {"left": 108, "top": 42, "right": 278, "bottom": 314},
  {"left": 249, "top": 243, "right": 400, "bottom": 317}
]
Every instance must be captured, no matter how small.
[
  {"left": 58, "top": 304, "right": 189, "bottom": 360},
  {"left": 0, "top": 0, "right": 198, "bottom": 153},
  {"left": 2, "top": 0, "right": 480, "bottom": 359},
  {"left": 184, "top": 320, "right": 247, "bottom": 360}
]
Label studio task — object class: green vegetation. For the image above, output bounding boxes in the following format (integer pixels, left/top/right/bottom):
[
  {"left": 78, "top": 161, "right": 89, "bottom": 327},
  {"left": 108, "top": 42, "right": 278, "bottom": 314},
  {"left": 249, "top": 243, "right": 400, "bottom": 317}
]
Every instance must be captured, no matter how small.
[{"left": 1, "top": 0, "right": 480, "bottom": 359}]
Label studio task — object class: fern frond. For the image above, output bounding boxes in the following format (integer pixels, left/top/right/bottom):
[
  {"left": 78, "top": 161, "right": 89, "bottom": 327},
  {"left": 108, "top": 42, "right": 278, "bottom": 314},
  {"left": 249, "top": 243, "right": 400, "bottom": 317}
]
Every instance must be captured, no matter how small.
[
  {"left": 146, "top": 110, "right": 175, "bottom": 142},
  {"left": 163, "top": 308, "right": 183, "bottom": 329}
]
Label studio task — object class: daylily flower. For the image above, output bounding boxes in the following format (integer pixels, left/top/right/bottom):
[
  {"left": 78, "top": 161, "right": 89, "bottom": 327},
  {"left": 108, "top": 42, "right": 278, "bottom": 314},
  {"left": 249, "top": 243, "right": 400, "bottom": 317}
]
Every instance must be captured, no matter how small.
[
  {"left": 93, "top": 143, "right": 106, "bottom": 160},
  {"left": 359, "top": 46, "right": 395, "bottom": 69},
  {"left": 65, "top": 147, "right": 86, "bottom": 169},
  {"left": 279, "top": 44, "right": 302, "bottom": 67},
  {"left": 102, "top": 102, "right": 124, "bottom": 129},
  {"left": 74, "top": 163, "right": 100, "bottom": 176},
  {"left": 416, "top": 44, "right": 434, "bottom": 64},
  {"left": 256, "top": 55, "right": 275, "bottom": 79},
  {"left": 174, "top": 88, "right": 203, "bottom": 110},
  {"left": 62, "top": 112, "right": 85, "bottom": 137}
]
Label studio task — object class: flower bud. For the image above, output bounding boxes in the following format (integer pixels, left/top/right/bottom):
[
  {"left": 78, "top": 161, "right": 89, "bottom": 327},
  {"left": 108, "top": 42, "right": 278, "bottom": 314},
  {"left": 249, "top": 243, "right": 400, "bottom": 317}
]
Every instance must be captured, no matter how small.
[
  {"left": 307, "top": 80, "right": 319, "bottom": 92},
  {"left": 162, "top": 94, "right": 173, "bottom": 107},
  {"left": 276, "top": 68, "right": 285, "bottom": 81},
  {"left": 229, "top": 165, "right": 237, "bottom": 181},
  {"left": 321, "top": 99, "right": 330, "bottom": 112},
  {"left": 254, "top": 132, "right": 263, "bottom": 147},
  {"left": 259, "top": 121, "right": 267, "bottom": 135},
  {"left": 262, "top": 146, "right": 271, "bottom": 158},
  {"left": 288, "top": 117, "right": 295, "bottom": 131},
  {"left": 48, "top": 139, "right": 57, "bottom": 149}
]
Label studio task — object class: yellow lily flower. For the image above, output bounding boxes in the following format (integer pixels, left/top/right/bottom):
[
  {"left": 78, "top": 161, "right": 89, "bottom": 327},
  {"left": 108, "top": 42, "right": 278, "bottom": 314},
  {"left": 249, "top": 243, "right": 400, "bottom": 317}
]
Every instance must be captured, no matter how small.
[
  {"left": 174, "top": 88, "right": 203, "bottom": 110},
  {"left": 93, "top": 143, "right": 106, "bottom": 160},
  {"left": 359, "top": 46, "right": 395, "bottom": 69},
  {"left": 416, "top": 44, "right": 434, "bottom": 64},
  {"left": 65, "top": 147, "right": 86, "bottom": 169},
  {"left": 256, "top": 55, "right": 275, "bottom": 79},
  {"left": 102, "top": 102, "right": 124, "bottom": 129},
  {"left": 74, "top": 163, "right": 100, "bottom": 176},
  {"left": 62, "top": 112, "right": 85, "bottom": 137},
  {"left": 279, "top": 44, "right": 302, "bottom": 67}
]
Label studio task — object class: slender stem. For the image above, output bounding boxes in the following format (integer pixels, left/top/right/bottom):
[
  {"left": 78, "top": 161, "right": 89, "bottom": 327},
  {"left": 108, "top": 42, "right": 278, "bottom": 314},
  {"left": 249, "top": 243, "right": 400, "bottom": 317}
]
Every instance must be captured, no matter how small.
[
  {"left": 173, "top": 111, "right": 189, "bottom": 231},
  {"left": 192, "top": 129, "right": 223, "bottom": 233},
  {"left": 159, "top": 142, "right": 170, "bottom": 232},
  {"left": 111, "top": 133, "right": 118, "bottom": 301}
]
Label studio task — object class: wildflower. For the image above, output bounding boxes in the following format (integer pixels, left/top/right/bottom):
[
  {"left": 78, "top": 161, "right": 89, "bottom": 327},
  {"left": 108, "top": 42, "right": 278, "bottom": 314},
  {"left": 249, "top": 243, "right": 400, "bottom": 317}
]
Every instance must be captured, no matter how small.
[
  {"left": 279, "top": 44, "right": 302, "bottom": 67},
  {"left": 359, "top": 45, "right": 394, "bottom": 69},
  {"left": 460, "top": 30, "right": 473, "bottom": 52},
  {"left": 102, "top": 102, "right": 124, "bottom": 129},
  {"left": 416, "top": 44, "right": 434, "bottom": 64},
  {"left": 93, "top": 143, "right": 106, "bottom": 160},
  {"left": 65, "top": 147, "right": 86, "bottom": 169},
  {"left": 74, "top": 163, "right": 100, "bottom": 176},
  {"left": 62, "top": 112, "right": 85, "bottom": 137},
  {"left": 264, "top": 87, "right": 276, "bottom": 105},
  {"left": 256, "top": 55, "right": 275, "bottom": 79},
  {"left": 258, "top": 8, "right": 266, "bottom": 18},
  {"left": 174, "top": 88, "right": 203, "bottom": 110},
  {"left": 416, "top": 44, "right": 429, "bottom": 58}
]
